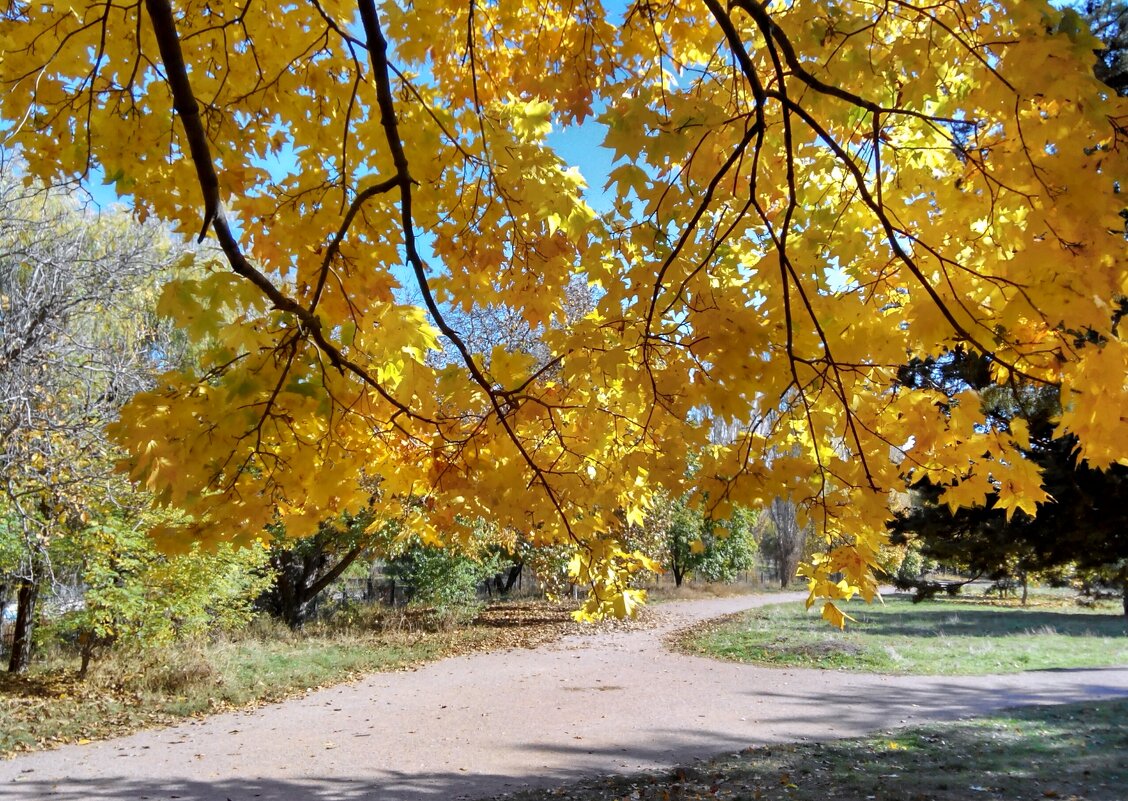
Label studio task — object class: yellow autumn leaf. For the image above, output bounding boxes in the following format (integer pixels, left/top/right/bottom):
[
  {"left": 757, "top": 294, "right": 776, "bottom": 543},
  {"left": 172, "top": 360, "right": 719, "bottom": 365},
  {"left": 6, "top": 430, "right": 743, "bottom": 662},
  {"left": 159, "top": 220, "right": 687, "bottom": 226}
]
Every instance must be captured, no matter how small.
[{"left": 2, "top": 0, "right": 1122, "bottom": 626}]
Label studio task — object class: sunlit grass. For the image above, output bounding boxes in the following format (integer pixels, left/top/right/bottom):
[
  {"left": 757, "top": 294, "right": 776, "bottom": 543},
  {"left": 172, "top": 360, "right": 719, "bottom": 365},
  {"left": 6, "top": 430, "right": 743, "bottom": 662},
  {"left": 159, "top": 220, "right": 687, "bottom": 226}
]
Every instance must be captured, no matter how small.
[
  {"left": 495, "top": 699, "right": 1128, "bottom": 801},
  {"left": 678, "top": 592, "right": 1128, "bottom": 674}
]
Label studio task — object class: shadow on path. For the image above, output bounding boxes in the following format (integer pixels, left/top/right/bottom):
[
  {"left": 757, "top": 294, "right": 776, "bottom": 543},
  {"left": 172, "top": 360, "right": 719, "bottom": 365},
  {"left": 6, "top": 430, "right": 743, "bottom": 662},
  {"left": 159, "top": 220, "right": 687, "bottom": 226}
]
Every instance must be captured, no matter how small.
[
  {"left": 2, "top": 593, "right": 1126, "bottom": 801},
  {"left": 843, "top": 603, "right": 1128, "bottom": 639},
  {"left": 736, "top": 675, "right": 1128, "bottom": 730}
]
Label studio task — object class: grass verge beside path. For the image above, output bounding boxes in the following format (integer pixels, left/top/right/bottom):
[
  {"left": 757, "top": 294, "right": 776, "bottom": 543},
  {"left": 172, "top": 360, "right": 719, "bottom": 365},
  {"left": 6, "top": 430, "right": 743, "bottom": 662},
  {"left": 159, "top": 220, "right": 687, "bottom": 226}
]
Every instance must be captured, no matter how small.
[
  {"left": 0, "top": 600, "right": 616, "bottom": 757},
  {"left": 490, "top": 699, "right": 1128, "bottom": 801},
  {"left": 676, "top": 593, "right": 1128, "bottom": 674}
]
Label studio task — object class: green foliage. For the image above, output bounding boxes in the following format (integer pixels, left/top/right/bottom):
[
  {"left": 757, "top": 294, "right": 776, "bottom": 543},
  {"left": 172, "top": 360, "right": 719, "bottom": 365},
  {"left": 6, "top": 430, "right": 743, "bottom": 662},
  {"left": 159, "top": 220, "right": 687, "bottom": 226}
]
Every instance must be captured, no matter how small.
[
  {"left": 876, "top": 540, "right": 929, "bottom": 584},
  {"left": 522, "top": 542, "right": 575, "bottom": 598},
  {"left": 0, "top": 509, "right": 21, "bottom": 579},
  {"left": 895, "top": 547, "right": 926, "bottom": 583},
  {"left": 383, "top": 523, "right": 504, "bottom": 609},
  {"left": 645, "top": 493, "right": 758, "bottom": 586},
  {"left": 699, "top": 506, "right": 759, "bottom": 583},
  {"left": 48, "top": 519, "right": 271, "bottom": 669}
]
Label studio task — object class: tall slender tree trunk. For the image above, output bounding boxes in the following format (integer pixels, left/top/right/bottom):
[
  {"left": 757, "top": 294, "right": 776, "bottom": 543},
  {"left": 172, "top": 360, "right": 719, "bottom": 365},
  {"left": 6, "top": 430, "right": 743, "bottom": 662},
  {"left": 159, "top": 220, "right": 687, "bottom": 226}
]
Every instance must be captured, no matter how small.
[
  {"left": 1120, "top": 567, "right": 1128, "bottom": 618},
  {"left": 0, "top": 581, "right": 8, "bottom": 640},
  {"left": 7, "top": 576, "right": 39, "bottom": 674}
]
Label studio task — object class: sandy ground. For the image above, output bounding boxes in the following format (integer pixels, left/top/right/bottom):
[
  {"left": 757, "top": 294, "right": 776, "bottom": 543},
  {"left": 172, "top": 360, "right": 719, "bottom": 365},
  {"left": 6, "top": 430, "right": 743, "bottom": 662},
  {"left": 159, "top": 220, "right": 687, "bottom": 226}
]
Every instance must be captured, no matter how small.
[{"left": 2, "top": 591, "right": 1127, "bottom": 801}]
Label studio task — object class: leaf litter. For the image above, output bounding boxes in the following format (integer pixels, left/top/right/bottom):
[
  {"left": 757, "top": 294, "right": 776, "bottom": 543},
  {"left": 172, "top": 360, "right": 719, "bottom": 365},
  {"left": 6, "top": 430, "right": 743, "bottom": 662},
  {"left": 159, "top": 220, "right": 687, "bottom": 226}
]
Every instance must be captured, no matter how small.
[{"left": 1, "top": 600, "right": 655, "bottom": 757}]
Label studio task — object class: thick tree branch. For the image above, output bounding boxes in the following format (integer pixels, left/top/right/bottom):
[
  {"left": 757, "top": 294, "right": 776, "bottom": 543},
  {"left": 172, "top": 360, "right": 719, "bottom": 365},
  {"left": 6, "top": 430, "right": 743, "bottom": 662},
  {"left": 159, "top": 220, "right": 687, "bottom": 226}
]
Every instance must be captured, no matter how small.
[
  {"left": 142, "top": 0, "right": 435, "bottom": 426},
  {"left": 356, "top": 0, "right": 581, "bottom": 536}
]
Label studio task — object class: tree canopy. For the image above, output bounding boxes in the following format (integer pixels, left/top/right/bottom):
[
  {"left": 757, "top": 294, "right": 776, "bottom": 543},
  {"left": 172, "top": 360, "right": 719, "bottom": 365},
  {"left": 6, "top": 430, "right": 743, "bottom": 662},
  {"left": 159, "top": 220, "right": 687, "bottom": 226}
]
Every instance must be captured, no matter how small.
[
  {"left": 890, "top": 348, "right": 1128, "bottom": 612},
  {"left": 0, "top": 162, "right": 194, "bottom": 669},
  {"left": 2, "top": 0, "right": 1125, "bottom": 622}
]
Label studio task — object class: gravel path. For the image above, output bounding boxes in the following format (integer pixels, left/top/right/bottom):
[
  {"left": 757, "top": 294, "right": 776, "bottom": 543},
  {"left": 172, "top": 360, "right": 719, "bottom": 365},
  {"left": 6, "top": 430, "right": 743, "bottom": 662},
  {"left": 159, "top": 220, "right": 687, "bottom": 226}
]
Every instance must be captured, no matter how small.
[{"left": 3, "top": 592, "right": 1127, "bottom": 801}]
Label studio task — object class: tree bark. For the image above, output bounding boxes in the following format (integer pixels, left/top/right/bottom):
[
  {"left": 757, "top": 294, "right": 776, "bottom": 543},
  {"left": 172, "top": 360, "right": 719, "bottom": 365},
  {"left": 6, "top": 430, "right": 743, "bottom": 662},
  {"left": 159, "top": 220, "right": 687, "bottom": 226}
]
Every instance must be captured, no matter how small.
[
  {"left": 500, "top": 561, "right": 523, "bottom": 595},
  {"left": 673, "top": 566, "right": 685, "bottom": 587},
  {"left": 76, "top": 631, "right": 105, "bottom": 679},
  {"left": 0, "top": 581, "right": 8, "bottom": 642},
  {"left": 301, "top": 546, "right": 364, "bottom": 607},
  {"left": 263, "top": 544, "right": 366, "bottom": 628},
  {"left": 7, "top": 577, "right": 39, "bottom": 674}
]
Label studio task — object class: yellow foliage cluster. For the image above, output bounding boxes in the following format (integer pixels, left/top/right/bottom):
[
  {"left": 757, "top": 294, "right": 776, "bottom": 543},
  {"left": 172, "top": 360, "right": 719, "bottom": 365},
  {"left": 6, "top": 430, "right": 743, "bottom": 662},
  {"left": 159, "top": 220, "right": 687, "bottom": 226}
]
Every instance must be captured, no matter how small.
[{"left": 2, "top": 0, "right": 1124, "bottom": 621}]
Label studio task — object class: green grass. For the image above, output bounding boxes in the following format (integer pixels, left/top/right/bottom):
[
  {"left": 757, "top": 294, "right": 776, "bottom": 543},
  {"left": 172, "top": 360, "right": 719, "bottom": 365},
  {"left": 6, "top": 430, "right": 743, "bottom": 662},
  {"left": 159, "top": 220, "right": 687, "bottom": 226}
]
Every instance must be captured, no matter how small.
[
  {"left": 493, "top": 699, "right": 1128, "bottom": 801},
  {"left": 678, "top": 593, "right": 1128, "bottom": 674}
]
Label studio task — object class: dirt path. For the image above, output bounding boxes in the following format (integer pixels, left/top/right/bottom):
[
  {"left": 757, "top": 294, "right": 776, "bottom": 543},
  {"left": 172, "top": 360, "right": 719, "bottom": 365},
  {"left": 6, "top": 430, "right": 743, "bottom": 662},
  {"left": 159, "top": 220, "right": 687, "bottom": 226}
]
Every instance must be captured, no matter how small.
[{"left": 3, "top": 592, "right": 1127, "bottom": 801}]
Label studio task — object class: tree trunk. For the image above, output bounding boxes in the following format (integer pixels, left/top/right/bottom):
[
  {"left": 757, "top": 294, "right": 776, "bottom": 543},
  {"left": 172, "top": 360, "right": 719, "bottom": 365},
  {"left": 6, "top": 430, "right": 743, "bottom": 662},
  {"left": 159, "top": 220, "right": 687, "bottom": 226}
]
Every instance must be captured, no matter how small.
[
  {"left": 1020, "top": 572, "right": 1028, "bottom": 606},
  {"left": 76, "top": 630, "right": 104, "bottom": 679},
  {"left": 7, "top": 577, "right": 39, "bottom": 674},
  {"left": 501, "top": 562, "right": 523, "bottom": 595},
  {"left": 778, "top": 558, "right": 790, "bottom": 588},
  {"left": 673, "top": 566, "right": 685, "bottom": 587},
  {"left": 270, "top": 552, "right": 303, "bottom": 629},
  {"left": 263, "top": 544, "right": 366, "bottom": 628},
  {"left": 0, "top": 582, "right": 8, "bottom": 653}
]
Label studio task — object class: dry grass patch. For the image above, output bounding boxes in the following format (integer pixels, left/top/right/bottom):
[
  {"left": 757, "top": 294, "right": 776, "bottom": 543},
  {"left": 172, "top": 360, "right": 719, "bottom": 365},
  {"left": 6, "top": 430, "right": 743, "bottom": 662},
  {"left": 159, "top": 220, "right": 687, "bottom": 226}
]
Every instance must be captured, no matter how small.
[{"left": 1, "top": 599, "right": 607, "bottom": 756}]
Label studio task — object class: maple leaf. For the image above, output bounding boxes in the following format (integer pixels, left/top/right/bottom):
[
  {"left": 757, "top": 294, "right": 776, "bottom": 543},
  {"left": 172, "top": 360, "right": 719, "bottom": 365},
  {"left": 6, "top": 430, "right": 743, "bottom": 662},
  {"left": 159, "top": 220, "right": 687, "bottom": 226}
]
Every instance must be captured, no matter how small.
[{"left": 1, "top": 0, "right": 1124, "bottom": 625}]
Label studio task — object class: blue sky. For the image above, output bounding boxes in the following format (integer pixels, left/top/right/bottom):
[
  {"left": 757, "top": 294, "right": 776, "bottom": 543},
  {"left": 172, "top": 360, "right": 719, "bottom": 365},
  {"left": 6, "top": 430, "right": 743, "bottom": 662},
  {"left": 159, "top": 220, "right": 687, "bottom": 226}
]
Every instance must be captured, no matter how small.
[
  {"left": 548, "top": 117, "right": 615, "bottom": 212},
  {"left": 85, "top": 108, "right": 615, "bottom": 218}
]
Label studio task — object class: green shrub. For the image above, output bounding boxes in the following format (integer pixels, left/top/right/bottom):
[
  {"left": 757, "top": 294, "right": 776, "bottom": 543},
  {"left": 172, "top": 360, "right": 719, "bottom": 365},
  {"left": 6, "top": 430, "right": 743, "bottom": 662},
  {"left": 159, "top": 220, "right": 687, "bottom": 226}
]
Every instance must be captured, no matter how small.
[
  {"left": 896, "top": 547, "right": 925, "bottom": 582},
  {"left": 383, "top": 534, "right": 503, "bottom": 610},
  {"left": 47, "top": 521, "right": 272, "bottom": 674}
]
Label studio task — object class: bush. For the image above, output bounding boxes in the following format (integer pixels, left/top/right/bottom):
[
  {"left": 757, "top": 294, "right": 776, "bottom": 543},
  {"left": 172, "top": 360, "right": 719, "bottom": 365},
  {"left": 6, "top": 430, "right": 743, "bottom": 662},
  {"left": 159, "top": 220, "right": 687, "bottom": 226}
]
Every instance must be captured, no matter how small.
[
  {"left": 523, "top": 542, "right": 576, "bottom": 599},
  {"left": 634, "top": 494, "right": 758, "bottom": 586},
  {"left": 383, "top": 535, "right": 503, "bottom": 610},
  {"left": 896, "top": 548, "right": 925, "bottom": 582},
  {"left": 47, "top": 522, "right": 272, "bottom": 675}
]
